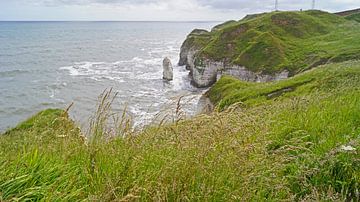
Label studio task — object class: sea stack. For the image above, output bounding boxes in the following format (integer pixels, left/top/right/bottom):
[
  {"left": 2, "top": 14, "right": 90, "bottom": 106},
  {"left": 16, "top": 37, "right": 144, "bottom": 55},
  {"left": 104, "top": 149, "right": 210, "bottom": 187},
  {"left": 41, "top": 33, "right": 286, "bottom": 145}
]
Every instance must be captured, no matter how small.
[{"left": 163, "top": 57, "right": 173, "bottom": 81}]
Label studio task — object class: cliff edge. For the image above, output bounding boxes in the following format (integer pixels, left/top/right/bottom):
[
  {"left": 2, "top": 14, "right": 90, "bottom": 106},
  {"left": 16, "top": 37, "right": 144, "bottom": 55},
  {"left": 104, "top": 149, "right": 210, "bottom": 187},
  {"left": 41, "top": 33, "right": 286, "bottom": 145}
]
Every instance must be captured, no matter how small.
[{"left": 179, "top": 10, "right": 360, "bottom": 87}]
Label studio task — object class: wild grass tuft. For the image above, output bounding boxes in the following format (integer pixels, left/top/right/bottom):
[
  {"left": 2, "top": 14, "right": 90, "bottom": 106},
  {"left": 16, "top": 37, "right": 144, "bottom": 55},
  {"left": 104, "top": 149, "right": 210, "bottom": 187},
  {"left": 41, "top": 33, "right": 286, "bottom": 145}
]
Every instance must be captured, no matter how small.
[{"left": 0, "top": 60, "right": 359, "bottom": 201}]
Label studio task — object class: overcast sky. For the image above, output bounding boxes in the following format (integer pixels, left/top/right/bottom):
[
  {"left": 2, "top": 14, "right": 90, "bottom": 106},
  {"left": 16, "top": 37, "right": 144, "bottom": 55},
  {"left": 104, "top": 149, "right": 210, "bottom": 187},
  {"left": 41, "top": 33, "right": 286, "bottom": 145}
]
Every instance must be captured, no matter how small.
[{"left": 0, "top": 0, "right": 359, "bottom": 21}]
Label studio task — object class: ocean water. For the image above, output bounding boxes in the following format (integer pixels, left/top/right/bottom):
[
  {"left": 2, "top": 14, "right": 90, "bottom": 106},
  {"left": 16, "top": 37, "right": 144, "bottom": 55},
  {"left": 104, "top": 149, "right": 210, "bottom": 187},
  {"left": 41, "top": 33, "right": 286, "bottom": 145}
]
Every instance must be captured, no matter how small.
[{"left": 0, "top": 21, "right": 217, "bottom": 132}]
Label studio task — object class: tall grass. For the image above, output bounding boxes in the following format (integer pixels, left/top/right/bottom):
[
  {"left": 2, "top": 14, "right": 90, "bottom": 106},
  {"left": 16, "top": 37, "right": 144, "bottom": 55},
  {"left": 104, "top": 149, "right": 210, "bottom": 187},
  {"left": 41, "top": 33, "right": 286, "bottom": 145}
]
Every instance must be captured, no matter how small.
[{"left": 0, "top": 61, "right": 359, "bottom": 201}]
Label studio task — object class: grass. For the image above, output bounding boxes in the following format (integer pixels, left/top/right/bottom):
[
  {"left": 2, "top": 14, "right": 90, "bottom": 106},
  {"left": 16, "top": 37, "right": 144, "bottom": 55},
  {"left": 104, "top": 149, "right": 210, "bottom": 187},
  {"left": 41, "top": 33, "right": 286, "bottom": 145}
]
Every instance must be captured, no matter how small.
[
  {"left": 182, "top": 10, "right": 360, "bottom": 75},
  {"left": 207, "top": 60, "right": 360, "bottom": 111},
  {"left": 1, "top": 60, "right": 359, "bottom": 201},
  {"left": 346, "top": 13, "right": 360, "bottom": 22}
]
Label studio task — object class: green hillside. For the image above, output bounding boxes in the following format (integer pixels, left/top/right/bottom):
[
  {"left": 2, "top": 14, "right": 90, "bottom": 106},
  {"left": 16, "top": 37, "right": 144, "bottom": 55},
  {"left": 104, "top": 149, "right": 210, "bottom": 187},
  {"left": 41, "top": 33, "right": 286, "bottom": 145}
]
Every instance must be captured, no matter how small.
[
  {"left": 1, "top": 60, "right": 359, "bottom": 201},
  {"left": 346, "top": 12, "right": 360, "bottom": 22},
  {"left": 185, "top": 10, "right": 360, "bottom": 75},
  {"left": 207, "top": 60, "right": 360, "bottom": 111},
  {"left": 1, "top": 9, "right": 360, "bottom": 201}
]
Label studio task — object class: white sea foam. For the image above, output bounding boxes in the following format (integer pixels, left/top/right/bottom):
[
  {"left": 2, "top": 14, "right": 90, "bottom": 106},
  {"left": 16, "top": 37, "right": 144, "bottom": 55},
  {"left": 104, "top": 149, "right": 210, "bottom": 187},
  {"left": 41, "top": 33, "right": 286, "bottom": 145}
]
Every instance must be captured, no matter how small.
[
  {"left": 60, "top": 61, "right": 127, "bottom": 82},
  {"left": 0, "top": 21, "right": 218, "bottom": 132},
  {"left": 143, "top": 58, "right": 162, "bottom": 65},
  {"left": 59, "top": 52, "right": 204, "bottom": 129},
  {"left": 129, "top": 93, "right": 205, "bottom": 129},
  {"left": 60, "top": 55, "right": 172, "bottom": 81},
  {"left": 59, "top": 66, "right": 81, "bottom": 76}
]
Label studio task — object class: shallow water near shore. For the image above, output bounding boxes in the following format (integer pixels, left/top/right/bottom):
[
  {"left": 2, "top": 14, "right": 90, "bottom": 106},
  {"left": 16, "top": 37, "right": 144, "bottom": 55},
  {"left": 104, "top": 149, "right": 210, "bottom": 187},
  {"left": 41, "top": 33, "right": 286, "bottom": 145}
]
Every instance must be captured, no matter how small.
[{"left": 0, "top": 21, "right": 217, "bottom": 132}]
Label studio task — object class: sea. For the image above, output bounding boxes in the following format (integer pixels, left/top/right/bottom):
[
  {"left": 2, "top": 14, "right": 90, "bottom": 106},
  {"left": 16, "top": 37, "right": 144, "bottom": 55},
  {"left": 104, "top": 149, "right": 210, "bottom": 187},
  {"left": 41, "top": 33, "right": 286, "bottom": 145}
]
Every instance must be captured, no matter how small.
[{"left": 0, "top": 21, "right": 217, "bottom": 132}]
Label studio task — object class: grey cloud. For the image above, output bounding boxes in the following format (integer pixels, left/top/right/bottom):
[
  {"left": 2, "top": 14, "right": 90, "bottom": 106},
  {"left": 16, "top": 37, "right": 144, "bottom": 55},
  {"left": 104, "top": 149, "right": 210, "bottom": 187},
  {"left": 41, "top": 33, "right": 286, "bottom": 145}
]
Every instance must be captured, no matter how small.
[
  {"left": 25, "top": 0, "right": 360, "bottom": 12},
  {"left": 197, "top": 0, "right": 314, "bottom": 10},
  {"left": 27, "top": 0, "right": 307, "bottom": 8},
  {"left": 33, "top": 0, "right": 159, "bottom": 6},
  {"left": 196, "top": 0, "right": 360, "bottom": 13},
  {"left": 198, "top": 0, "right": 272, "bottom": 9}
]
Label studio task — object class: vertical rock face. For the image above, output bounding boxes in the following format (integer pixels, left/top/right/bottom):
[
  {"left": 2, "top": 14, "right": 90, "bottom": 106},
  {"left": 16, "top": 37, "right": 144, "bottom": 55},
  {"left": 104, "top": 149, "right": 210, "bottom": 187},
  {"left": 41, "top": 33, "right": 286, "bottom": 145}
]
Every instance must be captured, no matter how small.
[
  {"left": 163, "top": 57, "right": 173, "bottom": 81},
  {"left": 221, "top": 66, "right": 289, "bottom": 82},
  {"left": 191, "top": 60, "right": 222, "bottom": 87},
  {"left": 182, "top": 53, "right": 289, "bottom": 87},
  {"left": 178, "top": 29, "right": 211, "bottom": 74},
  {"left": 178, "top": 11, "right": 360, "bottom": 87},
  {"left": 178, "top": 31, "right": 290, "bottom": 87}
]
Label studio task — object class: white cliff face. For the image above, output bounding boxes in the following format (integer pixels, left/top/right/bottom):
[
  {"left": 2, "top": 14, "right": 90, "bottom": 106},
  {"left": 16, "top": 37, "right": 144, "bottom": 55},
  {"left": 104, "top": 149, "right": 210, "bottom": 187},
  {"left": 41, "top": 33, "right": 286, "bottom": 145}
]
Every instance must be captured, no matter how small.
[
  {"left": 178, "top": 29, "right": 210, "bottom": 67},
  {"left": 192, "top": 60, "right": 222, "bottom": 87},
  {"left": 186, "top": 49, "right": 198, "bottom": 74},
  {"left": 222, "top": 66, "right": 289, "bottom": 83},
  {"left": 178, "top": 30, "right": 289, "bottom": 87},
  {"left": 186, "top": 55, "right": 289, "bottom": 87},
  {"left": 163, "top": 57, "right": 173, "bottom": 81}
]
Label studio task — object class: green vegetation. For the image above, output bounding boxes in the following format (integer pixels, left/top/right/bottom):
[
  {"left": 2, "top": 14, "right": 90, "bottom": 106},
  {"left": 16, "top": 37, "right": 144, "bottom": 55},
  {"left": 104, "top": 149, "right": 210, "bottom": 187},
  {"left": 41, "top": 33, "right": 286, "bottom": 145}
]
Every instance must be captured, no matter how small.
[
  {"left": 207, "top": 60, "right": 360, "bottom": 111},
  {"left": 181, "top": 29, "right": 211, "bottom": 51},
  {"left": 346, "top": 13, "right": 360, "bottom": 22},
  {"left": 1, "top": 60, "right": 359, "bottom": 201},
  {"left": 1, "top": 9, "right": 360, "bottom": 201},
  {"left": 184, "top": 10, "right": 360, "bottom": 75}
]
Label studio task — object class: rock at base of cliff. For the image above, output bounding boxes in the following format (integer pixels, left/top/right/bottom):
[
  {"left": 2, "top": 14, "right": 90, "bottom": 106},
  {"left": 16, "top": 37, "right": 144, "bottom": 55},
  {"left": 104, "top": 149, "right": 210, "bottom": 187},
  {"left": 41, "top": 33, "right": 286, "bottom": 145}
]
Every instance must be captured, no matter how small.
[{"left": 163, "top": 57, "right": 173, "bottom": 81}]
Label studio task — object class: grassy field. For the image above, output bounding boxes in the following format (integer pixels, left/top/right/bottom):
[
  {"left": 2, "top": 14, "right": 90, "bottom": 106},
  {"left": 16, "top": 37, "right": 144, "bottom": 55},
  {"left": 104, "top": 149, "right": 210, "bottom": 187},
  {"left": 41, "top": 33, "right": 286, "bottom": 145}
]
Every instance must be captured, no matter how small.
[
  {"left": 1, "top": 60, "right": 359, "bottom": 201},
  {"left": 183, "top": 10, "right": 360, "bottom": 75},
  {"left": 346, "top": 13, "right": 360, "bottom": 22}
]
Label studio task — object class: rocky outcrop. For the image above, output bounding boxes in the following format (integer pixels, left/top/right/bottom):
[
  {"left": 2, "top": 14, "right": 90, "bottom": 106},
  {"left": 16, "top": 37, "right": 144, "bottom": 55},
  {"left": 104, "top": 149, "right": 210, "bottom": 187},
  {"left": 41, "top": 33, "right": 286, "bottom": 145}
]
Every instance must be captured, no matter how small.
[
  {"left": 163, "top": 57, "right": 173, "bottom": 81},
  {"left": 179, "top": 34, "right": 289, "bottom": 87},
  {"left": 191, "top": 60, "right": 221, "bottom": 87},
  {"left": 221, "top": 65, "right": 289, "bottom": 82},
  {"left": 178, "top": 29, "right": 210, "bottom": 69},
  {"left": 190, "top": 59, "right": 289, "bottom": 87},
  {"left": 178, "top": 10, "right": 354, "bottom": 88}
]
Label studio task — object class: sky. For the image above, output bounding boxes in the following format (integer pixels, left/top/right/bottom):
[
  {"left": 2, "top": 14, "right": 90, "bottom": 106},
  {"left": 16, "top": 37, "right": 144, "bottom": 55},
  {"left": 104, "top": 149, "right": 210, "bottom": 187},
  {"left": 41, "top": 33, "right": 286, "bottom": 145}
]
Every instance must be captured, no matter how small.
[{"left": 0, "top": 0, "right": 359, "bottom": 21}]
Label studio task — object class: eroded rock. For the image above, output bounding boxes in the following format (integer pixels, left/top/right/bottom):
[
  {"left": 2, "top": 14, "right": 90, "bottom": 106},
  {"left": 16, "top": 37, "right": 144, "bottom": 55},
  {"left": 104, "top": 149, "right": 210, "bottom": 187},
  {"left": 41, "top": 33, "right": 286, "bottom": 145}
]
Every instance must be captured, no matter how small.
[{"left": 163, "top": 57, "right": 173, "bottom": 81}]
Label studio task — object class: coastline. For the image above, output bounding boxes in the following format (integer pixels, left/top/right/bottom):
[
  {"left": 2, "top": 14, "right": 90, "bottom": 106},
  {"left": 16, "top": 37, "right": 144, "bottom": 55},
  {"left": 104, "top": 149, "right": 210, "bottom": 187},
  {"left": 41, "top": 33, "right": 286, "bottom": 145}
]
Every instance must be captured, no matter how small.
[{"left": 1, "top": 9, "right": 360, "bottom": 201}]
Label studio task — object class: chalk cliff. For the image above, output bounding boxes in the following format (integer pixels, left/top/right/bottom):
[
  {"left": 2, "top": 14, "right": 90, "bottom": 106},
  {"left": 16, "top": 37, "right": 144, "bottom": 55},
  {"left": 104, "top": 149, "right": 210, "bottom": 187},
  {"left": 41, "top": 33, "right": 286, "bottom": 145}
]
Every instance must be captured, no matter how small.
[{"left": 179, "top": 10, "right": 359, "bottom": 87}]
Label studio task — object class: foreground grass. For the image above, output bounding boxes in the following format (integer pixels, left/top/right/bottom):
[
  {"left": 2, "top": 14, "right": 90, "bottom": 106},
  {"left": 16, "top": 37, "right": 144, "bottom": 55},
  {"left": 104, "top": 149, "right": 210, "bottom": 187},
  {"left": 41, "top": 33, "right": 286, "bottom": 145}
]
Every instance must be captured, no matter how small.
[{"left": 1, "top": 61, "right": 360, "bottom": 201}]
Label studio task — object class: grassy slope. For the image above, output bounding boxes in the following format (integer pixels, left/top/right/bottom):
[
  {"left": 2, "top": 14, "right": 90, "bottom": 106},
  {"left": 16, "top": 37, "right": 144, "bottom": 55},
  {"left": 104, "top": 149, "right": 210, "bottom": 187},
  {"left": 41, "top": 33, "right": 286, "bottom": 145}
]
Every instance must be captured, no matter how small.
[
  {"left": 188, "top": 10, "right": 360, "bottom": 75},
  {"left": 1, "top": 61, "right": 359, "bottom": 201},
  {"left": 346, "top": 13, "right": 360, "bottom": 22},
  {"left": 208, "top": 60, "right": 360, "bottom": 111}
]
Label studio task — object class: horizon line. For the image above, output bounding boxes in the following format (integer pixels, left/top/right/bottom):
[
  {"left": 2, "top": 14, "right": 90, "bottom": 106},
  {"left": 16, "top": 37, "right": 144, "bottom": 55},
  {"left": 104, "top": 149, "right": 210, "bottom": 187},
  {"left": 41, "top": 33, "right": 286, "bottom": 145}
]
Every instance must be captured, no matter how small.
[{"left": 0, "top": 20, "right": 222, "bottom": 23}]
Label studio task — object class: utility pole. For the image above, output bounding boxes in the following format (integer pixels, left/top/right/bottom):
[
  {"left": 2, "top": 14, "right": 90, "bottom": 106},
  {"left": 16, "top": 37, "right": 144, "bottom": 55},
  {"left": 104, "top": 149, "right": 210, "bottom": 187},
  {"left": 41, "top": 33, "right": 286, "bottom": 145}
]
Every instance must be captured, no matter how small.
[
  {"left": 275, "top": 0, "right": 278, "bottom": 11},
  {"left": 312, "top": 0, "right": 315, "bottom": 10}
]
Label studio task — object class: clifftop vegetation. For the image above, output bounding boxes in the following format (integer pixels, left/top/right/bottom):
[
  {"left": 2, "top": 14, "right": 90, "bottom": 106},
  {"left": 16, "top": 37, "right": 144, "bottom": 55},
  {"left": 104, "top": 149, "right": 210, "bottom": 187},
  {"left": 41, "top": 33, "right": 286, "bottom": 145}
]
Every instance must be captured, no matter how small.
[
  {"left": 1, "top": 10, "right": 360, "bottom": 201},
  {"left": 1, "top": 60, "right": 359, "bottom": 201},
  {"left": 181, "top": 10, "right": 360, "bottom": 75},
  {"left": 346, "top": 12, "right": 360, "bottom": 22}
]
